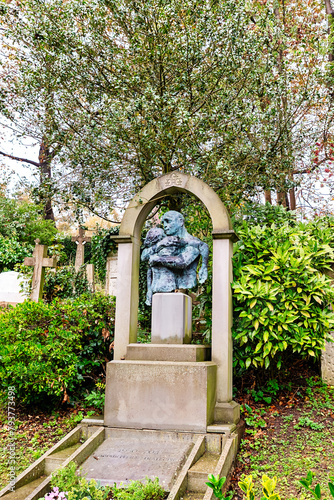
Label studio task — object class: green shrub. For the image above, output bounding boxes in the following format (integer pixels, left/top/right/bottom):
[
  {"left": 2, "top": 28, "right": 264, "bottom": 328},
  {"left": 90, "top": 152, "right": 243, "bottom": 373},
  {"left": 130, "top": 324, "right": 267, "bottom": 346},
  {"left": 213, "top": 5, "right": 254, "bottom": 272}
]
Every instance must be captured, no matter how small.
[
  {"left": 0, "top": 236, "right": 33, "bottom": 272},
  {"left": 0, "top": 294, "right": 114, "bottom": 405},
  {"left": 43, "top": 266, "right": 91, "bottom": 302},
  {"left": 0, "top": 196, "right": 57, "bottom": 245},
  {"left": 232, "top": 219, "right": 334, "bottom": 371},
  {"left": 90, "top": 226, "right": 119, "bottom": 283}
]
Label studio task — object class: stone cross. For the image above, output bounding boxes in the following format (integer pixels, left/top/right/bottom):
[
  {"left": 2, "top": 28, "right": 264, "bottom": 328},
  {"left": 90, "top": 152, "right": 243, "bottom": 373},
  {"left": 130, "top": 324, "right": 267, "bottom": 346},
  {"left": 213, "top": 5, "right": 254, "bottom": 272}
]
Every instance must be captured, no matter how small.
[
  {"left": 72, "top": 227, "right": 91, "bottom": 272},
  {"left": 24, "top": 239, "right": 57, "bottom": 302}
]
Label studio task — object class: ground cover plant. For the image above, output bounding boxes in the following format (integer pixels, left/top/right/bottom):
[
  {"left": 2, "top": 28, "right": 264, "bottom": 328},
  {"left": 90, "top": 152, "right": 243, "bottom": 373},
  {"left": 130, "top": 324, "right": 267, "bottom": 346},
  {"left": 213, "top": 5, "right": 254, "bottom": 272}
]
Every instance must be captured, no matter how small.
[
  {"left": 229, "top": 362, "right": 334, "bottom": 500},
  {"left": 38, "top": 462, "right": 166, "bottom": 500},
  {"left": 0, "top": 293, "right": 114, "bottom": 406}
]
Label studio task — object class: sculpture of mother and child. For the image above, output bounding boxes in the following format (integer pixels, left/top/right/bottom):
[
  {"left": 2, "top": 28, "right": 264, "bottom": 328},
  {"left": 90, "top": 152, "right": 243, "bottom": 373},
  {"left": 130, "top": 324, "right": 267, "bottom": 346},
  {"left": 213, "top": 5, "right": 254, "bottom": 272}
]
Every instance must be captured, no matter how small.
[{"left": 141, "top": 210, "right": 209, "bottom": 305}]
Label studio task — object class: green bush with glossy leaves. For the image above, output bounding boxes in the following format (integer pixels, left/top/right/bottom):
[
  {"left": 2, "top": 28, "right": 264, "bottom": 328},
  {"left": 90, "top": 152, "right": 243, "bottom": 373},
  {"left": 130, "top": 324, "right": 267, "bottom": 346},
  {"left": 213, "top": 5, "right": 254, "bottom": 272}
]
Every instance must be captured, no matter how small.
[
  {"left": 232, "top": 207, "right": 334, "bottom": 371},
  {"left": 0, "top": 294, "right": 114, "bottom": 406}
]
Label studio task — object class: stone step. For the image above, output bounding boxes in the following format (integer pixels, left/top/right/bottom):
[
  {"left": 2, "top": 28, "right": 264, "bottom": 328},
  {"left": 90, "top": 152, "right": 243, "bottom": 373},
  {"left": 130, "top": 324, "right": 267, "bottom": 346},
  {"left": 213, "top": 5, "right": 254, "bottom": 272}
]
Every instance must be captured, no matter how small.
[
  {"left": 126, "top": 344, "right": 211, "bottom": 362},
  {"left": 187, "top": 453, "right": 220, "bottom": 493},
  {"left": 45, "top": 443, "right": 82, "bottom": 474},
  {"left": 1, "top": 476, "right": 46, "bottom": 500}
]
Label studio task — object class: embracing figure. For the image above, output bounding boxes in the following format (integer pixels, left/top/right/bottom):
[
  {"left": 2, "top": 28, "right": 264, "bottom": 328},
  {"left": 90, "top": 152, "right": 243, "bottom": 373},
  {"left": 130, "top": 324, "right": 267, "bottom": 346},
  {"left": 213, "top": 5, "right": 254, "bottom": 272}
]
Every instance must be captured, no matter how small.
[{"left": 141, "top": 211, "right": 209, "bottom": 305}]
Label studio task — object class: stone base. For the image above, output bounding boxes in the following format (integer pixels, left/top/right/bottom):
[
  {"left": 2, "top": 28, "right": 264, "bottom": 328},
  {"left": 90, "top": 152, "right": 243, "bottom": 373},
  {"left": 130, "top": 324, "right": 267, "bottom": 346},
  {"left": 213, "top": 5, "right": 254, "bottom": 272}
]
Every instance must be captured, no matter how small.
[
  {"left": 126, "top": 344, "right": 211, "bottom": 362},
  {"left": 214, "top": 401, "right": 240, "bottom": 424},
  {"left": 151, "top": 293, "right": 192, "bottom": 343},
  {"left": 104, "top": 360, "right": 217, "bottom": 432}
]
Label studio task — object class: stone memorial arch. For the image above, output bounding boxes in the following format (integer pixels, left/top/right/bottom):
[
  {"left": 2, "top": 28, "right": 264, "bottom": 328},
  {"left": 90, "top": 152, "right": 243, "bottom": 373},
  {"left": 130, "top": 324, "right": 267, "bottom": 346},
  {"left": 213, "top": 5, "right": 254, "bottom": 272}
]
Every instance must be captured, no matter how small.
[{"left": 109, "top": 172, "right": 239, "bottom": 425}]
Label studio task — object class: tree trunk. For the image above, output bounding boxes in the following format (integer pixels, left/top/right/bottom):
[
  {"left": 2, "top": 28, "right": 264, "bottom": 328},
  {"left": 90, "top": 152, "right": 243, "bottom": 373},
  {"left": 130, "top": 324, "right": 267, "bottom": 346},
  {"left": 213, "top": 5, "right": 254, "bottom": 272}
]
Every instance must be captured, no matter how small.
[
  {"left": 277, "top": 191, "right": 289, "bottom": 209},
  {"left": 289, "top": 187, "right": 296, "bottom": 211},
  {"left": 264, "top": 190, "right": 272, "bottom": 204},
  {"left": 38, "top": 139, "right": 55, "bottom": 221}
]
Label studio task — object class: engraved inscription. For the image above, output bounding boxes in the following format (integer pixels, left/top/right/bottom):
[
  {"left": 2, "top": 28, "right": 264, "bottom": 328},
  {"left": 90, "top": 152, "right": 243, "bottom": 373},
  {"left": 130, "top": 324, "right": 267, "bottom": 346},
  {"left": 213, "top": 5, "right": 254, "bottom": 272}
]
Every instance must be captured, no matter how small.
[
  {"left": 163, "top": 172, "right": 183, "bottom": 187},
  {"left": 80, "top": 437, "right": 193, "bottom": 490}
]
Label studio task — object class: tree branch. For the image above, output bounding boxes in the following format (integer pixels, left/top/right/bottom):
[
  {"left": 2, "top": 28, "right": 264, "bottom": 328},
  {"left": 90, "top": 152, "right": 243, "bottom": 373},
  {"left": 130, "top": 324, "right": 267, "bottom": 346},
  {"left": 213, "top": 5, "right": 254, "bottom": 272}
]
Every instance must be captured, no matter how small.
[{"left": 0, "top": 150, "right": 40, "bottom": 167}]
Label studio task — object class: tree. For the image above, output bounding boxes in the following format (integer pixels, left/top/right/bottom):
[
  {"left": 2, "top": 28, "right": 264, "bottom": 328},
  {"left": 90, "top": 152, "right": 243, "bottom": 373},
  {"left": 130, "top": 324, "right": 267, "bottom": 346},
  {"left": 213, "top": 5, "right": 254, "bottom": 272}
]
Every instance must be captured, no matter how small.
[
  {"left": 0, "top": 193, "right": 57, "bottom": 271},
  {"left": 2, "top": 0, "right": 333, "bottom": 216},
  {"left": 0, "top": 0, "right": 291, "bottom": 212}
]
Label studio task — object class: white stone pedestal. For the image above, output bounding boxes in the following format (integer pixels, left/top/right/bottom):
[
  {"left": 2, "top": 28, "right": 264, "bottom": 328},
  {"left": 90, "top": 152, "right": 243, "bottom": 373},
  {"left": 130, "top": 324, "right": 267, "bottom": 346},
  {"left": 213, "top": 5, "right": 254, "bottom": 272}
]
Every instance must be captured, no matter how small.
[{"left": 151, "top": 293, "right": 192, "bottom": 344}]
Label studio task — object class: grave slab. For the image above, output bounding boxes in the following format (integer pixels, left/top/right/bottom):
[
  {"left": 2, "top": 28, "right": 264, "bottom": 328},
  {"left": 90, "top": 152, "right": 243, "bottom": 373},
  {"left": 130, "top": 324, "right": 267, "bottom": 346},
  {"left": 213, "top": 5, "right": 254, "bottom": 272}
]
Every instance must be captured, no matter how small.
[{"left": 80, "top": 436, "right": 194, "bottom": 490}]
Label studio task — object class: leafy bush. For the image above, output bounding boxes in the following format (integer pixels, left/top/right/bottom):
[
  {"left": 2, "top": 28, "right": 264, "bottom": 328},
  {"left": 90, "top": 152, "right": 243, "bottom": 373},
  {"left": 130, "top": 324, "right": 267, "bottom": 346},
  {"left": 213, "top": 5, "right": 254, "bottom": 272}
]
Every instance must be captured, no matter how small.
[
  {"left": 43, "top": 266, "right": 91, "bottom": 302},
  {"left": 0, "top": 196, "right": 57, "bottom": 245},
  {"left": 232, "top": 215, "right": 334, "bottom": 371},
  {"left": 90, "top": 226, "right": 119, "bottom": 283},
  {"left": 0, "top": 294, "right": 114, "bottom": 406},
  {"left": 83, "top": 381, "right": 105, "bottom": 411},
  {"left": 0, "top": 236, "right": 32, "bottom": 272},
  {"left": 0, "top": 195, "right": 57, "bottom": 271},
  {"left": 113, "top": 478, "right": 165, "bottom": 500}
]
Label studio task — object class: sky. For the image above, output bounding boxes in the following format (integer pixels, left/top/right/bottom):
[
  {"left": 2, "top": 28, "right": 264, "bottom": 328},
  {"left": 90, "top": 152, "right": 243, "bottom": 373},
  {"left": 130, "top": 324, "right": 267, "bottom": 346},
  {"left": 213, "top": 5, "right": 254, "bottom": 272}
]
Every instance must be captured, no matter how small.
[{"left": 0, "top": 126, "right": 40, "bottom": 192}]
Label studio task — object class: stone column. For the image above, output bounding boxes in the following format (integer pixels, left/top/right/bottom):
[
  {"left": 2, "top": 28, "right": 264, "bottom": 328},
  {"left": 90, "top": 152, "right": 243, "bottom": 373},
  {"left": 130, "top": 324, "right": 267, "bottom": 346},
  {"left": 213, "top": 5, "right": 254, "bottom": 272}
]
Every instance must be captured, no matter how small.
[
  {"left": 211, "top": 231, "right": 239, "bottom": 423},
  {"left": 112, "top": 235, "right": 141, "bottom": 360}
]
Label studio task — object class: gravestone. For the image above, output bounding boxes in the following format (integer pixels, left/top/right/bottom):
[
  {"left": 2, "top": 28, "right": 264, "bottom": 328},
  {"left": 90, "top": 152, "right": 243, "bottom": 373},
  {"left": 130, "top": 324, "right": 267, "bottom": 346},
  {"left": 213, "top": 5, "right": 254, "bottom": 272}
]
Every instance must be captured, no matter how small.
[
  {"left": 321, "top": 267, "right": 334, "bottom": 386},
  {"left": 81, "top": 435, "right": 192, "bottom": 490},
  {"left": 321, "top": 335, "right": 334, "bottom": 386},
  {"left": 104, "top": 172, "right": 240, "bottom": 430},
  {"left": 72, "top": 227, "right": 91, "bottom": 272},
  {"left": 86, "top": 263, "right": 95, "bottom": 292},
  {"left": 0, "top": 271, "right": 28, "bottom": 305},
  {"left": 106, "top": 251, "right": 118, "bottom": 296},
  {"left": 24, "top": 240, "right": 57, "bottom": 301}
]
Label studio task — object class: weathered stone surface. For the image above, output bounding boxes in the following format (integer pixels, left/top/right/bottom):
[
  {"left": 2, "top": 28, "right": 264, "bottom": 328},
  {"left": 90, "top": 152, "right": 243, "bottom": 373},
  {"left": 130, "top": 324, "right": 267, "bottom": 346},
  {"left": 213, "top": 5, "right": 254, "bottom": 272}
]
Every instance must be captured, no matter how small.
[
  {"left": 80, "top": 436, "right": 193, "bottom": 490},
  {"left": 0, "top": 271, "right": 28, "bottom": 304},
  {"left": 106, "top": 251, "right": 118, "bottom": 296},
  {"left": 72, "top": 227, "right": 91, "bottom": 272},
  {"left": 104, "top": 360, "right": 217, "bottom": 432},
  {"left": 126, "top": 344, "right": 211, "bottom": 362},
  {"left": 321, "top": 333, "right": 334, "bottom": 386},
  {"left": 23, "top": 240, "right": 57, "bottom": 302},
  {"left": 151, "top": 293, "right": 192, "bottom": 344}
]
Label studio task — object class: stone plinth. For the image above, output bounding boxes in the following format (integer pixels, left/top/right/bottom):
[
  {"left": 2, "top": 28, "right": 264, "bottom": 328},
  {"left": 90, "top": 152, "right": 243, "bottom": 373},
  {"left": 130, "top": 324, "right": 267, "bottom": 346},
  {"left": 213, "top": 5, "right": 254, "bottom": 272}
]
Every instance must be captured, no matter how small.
[
  {"left": 104, "top": 360, "right": 217, "bottom": 432},
  {"left": 151, "top": 293, "right": 192, "bottom": 344},
  {"left": 126, "top": 344, "right": 211, "bottom": 362},
  {"left": 321, "top": 333, "right": 334, "bottom": 386}
]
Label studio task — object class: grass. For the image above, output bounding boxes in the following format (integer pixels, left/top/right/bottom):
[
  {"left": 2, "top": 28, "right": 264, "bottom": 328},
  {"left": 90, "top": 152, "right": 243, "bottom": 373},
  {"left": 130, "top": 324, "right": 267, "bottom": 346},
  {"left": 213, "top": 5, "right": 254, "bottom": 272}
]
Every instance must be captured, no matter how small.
[
  {"left": 231, "top": 372, "right": 334, "bottom": 500},
  {"left": 0, "top": 406, "right": 91, "bottom": 490}
]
